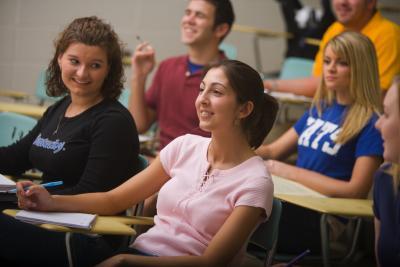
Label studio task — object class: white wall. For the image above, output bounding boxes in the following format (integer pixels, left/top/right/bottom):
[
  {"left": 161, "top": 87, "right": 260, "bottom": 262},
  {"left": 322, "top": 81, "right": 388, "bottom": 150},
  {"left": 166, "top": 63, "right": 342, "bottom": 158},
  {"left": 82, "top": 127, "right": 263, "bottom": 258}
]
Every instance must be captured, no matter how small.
[{"left": 0, "top": 0, "right": 398, "bottom": 100}]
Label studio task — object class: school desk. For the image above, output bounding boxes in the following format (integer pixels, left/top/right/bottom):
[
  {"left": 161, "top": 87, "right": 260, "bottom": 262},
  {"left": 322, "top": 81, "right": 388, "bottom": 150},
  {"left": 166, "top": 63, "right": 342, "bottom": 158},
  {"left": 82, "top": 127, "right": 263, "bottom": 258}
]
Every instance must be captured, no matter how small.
[
  {"left": 3, "top": 209, "right": 154, "bottom": 236},
  {"left": 272, "top": 175, "right": 373, "bottom": 267},
  {"left": 0, "top": 102, "right": 46, "bottom": 118}
]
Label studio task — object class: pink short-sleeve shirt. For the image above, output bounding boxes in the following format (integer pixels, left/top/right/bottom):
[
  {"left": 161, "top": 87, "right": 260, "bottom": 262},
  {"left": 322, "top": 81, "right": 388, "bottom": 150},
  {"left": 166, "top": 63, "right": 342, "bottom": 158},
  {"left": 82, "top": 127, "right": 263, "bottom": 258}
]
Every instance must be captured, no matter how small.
[{"left": 133, "top": 134, "right": 273, "bottom": 266}]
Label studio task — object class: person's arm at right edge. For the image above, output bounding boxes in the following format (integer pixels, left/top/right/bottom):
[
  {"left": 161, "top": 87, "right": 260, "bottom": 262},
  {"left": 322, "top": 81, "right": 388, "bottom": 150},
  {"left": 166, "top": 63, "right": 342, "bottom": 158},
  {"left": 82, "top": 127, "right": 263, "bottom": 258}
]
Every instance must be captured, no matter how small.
[
  {"left": 264, "top": 76, "right": 320, "bottom": 98},
  {"left": 129, "top": 42, "right": 157, "bottom": 133}
]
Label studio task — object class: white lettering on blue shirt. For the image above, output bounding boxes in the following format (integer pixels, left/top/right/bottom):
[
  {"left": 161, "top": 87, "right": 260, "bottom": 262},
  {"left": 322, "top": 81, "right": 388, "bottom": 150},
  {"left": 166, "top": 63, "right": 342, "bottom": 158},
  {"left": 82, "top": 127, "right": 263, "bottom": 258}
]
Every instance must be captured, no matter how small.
[
  {"left": 298, "top": 117, "right": 342, "bottom": 156},
  {"left": 32, "top": 134, "right": 66, "bottom": 154}
]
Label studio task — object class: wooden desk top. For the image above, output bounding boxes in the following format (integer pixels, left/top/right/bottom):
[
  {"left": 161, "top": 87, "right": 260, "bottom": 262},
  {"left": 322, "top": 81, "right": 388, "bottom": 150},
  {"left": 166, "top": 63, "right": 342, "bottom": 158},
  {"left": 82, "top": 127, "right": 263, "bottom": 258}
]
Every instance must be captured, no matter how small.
[
  {"left": 269, "top": 91, "right": 312, "bottom": 105},
  {"left": 272, "top": 175, "right": 373, "bottom": 217},
  {"left": 275, "top": 194, "right": 373, "bottom": 218},
  {"left": 232, "top": 24, "right": 321, "bottom": 46},
  {"left": 0, "top": 102, "right": 46, "bottom": 118},
  {"left": 0, "top": 90, "right": 30, "bottom": 101},
  {"left": 3, "top": 209, "right": 154, "bottom": 236}
]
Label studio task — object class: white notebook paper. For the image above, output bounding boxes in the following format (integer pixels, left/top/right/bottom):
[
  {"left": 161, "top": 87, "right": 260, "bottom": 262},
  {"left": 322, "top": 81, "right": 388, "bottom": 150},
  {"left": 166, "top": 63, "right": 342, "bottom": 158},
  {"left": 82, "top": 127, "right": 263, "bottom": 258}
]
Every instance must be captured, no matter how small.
[
  {"left": 16, "top": 210, "right": 97, "bottom": 229},
  {"left": 0, "top": 173, "right": 16, "bottom": 191}
]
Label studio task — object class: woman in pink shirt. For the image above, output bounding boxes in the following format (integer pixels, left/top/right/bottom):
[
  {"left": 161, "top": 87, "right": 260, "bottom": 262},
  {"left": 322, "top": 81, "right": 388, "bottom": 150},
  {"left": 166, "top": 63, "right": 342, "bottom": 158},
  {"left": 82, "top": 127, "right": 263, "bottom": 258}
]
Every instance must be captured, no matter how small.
[{"left": 15, "top": 60, "right": 278, "bottom": 267}]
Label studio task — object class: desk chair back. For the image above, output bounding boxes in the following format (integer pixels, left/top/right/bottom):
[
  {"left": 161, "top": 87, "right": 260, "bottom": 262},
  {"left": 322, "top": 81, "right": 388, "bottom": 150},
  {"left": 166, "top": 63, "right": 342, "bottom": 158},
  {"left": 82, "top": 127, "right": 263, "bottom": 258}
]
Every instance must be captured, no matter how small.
[
  {"left": 118, "top": 89, "right": 130, "bottom": 108},
  {"left": 0, "top": 112, "right": 37, "bottom": 147},
  {"left": 219, "top": 42, "right": 237, "bottom": 60},
  {"left": 247, "top": 198, "right": 282, "bottom": 267},
  {"left": 36, "top": 70, "right": 64, "bottom": 105},
  {"left": 279, "top": 57, "right": 314, "bottom": 80}
]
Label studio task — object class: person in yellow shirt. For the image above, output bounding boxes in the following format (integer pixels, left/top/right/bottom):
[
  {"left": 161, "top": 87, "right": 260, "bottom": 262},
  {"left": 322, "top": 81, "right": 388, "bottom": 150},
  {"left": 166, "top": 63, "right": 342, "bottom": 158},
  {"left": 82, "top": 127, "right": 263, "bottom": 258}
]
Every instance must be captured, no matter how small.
[{"left": 264, "top": 0, "right": 400, "bottom": 97}]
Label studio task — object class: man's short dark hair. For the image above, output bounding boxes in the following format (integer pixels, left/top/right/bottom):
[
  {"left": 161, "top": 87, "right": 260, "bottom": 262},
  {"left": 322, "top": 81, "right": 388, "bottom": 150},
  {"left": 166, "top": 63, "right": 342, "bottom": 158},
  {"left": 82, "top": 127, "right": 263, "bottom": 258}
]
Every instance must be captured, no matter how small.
[{"left": 206, "top": 0, "right": 235, "bottom": 42}]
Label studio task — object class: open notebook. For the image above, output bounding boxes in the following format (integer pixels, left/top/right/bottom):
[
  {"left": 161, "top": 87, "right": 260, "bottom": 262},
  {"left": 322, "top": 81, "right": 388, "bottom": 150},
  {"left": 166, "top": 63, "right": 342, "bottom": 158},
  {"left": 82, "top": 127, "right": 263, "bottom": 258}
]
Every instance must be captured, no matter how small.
[
  {"left": 16, "top": 210, "right": 97, "bottom": 229},
  {"left": 0, "top": 173, "right": 16, "bottom": 191},
  {"left": 272, "top": 175, "right": 326, "bottom": 198}
]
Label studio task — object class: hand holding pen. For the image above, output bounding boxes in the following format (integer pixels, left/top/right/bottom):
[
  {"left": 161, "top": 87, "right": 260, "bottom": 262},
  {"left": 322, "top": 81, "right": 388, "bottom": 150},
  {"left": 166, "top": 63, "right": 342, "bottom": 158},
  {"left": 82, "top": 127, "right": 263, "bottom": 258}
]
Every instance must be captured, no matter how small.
[
  {"left": 132, "top": 35, "right": 155, "bottom": 76},
  {"left": 15, "top": 180, "right": 62, "bottom": 211},
  {"left": 9, "top": 181, "right": 63, "bottom": 193}
]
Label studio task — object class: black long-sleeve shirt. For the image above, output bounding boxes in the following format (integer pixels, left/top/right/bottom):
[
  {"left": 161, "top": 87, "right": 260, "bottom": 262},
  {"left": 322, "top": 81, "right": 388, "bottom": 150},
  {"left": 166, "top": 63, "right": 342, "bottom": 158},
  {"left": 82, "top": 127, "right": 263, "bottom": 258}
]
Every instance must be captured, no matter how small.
[{"left": 0, "top": 96, "right": 140, "bottom": 195}]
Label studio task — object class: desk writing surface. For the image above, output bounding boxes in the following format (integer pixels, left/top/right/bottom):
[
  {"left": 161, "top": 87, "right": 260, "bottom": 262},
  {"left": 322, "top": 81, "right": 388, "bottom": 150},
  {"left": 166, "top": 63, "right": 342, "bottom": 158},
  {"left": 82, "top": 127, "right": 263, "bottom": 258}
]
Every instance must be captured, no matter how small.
[
  {"left": 232, "top": 24, "right": 321, "bottom": 46},
  {"left": 3, "top": 209, "right": 154, "bottom": 236},
  {"left": 269, "top": 92, "right": 312, "bottom": 105},
  {"left": 275, "top": 195, "right": 373, "bottom": 217},
  {"left": 272, "top": 175, "right": 373, "bottom": 217},
  {"left": 0, "top": 90, "right": 29, "bottom": 100},
  {"left": 0, "top": 102, "right": 46, "bottom": 118},
  {"left": 272, "top": 175, "right": 326, "bottom": 198}
]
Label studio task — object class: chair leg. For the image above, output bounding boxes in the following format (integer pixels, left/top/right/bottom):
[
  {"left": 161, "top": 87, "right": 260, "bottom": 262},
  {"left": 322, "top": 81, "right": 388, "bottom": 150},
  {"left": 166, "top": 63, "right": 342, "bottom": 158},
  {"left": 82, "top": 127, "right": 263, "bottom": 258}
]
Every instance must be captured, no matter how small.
[
  {"left": 340, "top": 217, "right": 363, "bottom": 264},
  {"left": 320, "top": 214, "right": 331, "bottom": 267},
  {"left": 65, "top": 232, "right": 74, "bottom": 267},
  {"left": 264, "top": 240, "right": 277, "bottom": 267}
]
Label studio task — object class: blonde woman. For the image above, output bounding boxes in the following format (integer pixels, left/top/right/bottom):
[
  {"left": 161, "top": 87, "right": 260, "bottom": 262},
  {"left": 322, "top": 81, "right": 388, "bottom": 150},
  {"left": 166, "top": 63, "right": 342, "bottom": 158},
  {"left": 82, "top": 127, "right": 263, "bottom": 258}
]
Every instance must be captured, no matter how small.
[
  {"left": 374, "top": 76, "right": 400, "bottom": 267},
  {"left": 257, "top": 31, "right": 383, "bottom": 254}
]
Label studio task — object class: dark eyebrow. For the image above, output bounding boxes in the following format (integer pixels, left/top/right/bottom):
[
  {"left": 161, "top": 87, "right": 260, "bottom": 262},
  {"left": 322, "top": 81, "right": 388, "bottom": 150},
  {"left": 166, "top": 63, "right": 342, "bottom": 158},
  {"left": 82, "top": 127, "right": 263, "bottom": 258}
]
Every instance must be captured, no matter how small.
[
  {"left": 66, "top": 54, "right": 105, "bottom": 64},
  {"left": 185, "top": 7, "right": 207, "bottom": 17},
  {"left": 210, "top": 82, "right": 227, "bottom": 89}
]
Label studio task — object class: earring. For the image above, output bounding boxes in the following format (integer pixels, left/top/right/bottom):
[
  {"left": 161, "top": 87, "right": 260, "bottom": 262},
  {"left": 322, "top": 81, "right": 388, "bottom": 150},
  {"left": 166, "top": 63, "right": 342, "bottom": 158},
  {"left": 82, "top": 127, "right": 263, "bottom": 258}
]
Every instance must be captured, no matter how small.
[{"left": 234, "top": 118, "right": 241, "bottom": 127}]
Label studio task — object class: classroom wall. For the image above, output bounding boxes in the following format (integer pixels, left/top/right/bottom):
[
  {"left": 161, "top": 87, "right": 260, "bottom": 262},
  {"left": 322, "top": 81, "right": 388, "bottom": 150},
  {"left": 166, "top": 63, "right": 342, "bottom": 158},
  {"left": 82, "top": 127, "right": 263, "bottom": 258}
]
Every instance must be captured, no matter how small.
[{"left": 0, "top": 0, "right": 399, "bottom": 100}]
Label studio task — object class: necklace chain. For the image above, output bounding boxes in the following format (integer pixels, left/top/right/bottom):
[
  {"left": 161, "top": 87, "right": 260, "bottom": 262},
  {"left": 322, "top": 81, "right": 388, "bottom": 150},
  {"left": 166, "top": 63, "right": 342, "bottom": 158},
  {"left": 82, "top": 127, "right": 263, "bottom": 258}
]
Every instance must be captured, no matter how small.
[{"left": 53, "top": 115, "right": 64, "bottom": 135}]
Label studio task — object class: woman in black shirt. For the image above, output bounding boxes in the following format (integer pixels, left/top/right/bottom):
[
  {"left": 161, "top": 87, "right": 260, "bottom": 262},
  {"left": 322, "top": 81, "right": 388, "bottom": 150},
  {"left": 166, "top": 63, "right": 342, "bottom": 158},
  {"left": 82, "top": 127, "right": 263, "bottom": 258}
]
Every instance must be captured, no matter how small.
[{"left": 0, "top": 16, "right": 140, "bottom": 196}]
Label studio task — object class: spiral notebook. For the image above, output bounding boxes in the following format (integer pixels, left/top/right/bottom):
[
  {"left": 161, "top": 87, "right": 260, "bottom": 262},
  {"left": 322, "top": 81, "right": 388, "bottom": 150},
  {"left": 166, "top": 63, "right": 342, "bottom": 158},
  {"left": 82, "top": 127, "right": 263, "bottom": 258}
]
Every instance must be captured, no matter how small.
[{"left": 15, "top": 210, "right": 97, "bottom": 229}]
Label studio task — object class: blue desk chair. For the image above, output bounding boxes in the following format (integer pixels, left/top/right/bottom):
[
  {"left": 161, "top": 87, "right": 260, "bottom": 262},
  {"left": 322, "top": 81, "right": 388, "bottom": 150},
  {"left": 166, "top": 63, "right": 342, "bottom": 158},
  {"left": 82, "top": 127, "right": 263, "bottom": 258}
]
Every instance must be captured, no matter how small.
[
  {"left": 0, "top": 112, "right": 37, "bottom": 147},
  {"left": 272, "top": 57, "right": 314, "bottom": 124},
  {"left": 118, "top": 88, "right": 131, "bottom": 108},
  {"left": 262, "top": 57, "right": 314, "bottom": 80},
  {"left": 36, "top": 70, "right": 64, "bottom": 105},
  {"left": 279, "top": 57, "right": 314, "bottom": 79},
  {"left": 220, "top": 42, "right": 237, "bottom": 60},
  {"left": 245, "top": 198, "right": 282, "bottom": 267}
]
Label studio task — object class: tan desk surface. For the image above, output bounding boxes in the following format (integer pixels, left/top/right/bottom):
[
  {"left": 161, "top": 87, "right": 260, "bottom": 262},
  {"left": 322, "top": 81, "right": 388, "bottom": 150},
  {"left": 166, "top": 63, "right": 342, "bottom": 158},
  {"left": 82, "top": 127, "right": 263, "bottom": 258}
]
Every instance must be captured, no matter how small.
[
  {"left": 232, "top": 24, "right": 321, "bottom": 46},
  {"left": 275, "top": 194, "right": 373, "bottom": 218},
  {"left": 3, "top": 209, "right": 154, "bottom": 236},
  {"left": 0, "top": 90, "right": 30, "bottom": 100},
  {"left": 269, "top": 91, "right": 312, "bottom": 105},
  {"left": 0, "top": 102, "right": 46, "bottom": 118}
]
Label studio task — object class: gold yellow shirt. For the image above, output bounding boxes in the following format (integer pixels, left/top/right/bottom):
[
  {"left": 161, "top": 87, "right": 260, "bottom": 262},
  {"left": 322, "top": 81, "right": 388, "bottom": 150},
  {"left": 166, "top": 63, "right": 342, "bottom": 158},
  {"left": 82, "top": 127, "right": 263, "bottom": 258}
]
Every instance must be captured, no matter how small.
[{"left": 313, "top": 11, "right": 400, "bottom": 90}]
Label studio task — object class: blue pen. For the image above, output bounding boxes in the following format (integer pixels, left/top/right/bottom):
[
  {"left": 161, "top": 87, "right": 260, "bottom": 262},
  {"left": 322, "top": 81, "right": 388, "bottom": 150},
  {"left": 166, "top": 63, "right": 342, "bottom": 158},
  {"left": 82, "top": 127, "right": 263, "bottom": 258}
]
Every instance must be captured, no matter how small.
[
  {"left": 284, "top": 249, "right": 311, "bottom": 267},
  {"left": 8, "top": 181, "right": 63, "bottom": 193}
]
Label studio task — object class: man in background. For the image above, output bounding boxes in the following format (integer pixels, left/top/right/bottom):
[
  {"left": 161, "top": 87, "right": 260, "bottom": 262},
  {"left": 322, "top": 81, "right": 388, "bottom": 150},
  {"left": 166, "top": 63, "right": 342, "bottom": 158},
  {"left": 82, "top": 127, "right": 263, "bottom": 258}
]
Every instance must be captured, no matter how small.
[
  {"left": 129, "top": 0, "right": 234, "bottom": 150},
  {"left": 264, "top": 0, "right": 400, "bottom": 97}
]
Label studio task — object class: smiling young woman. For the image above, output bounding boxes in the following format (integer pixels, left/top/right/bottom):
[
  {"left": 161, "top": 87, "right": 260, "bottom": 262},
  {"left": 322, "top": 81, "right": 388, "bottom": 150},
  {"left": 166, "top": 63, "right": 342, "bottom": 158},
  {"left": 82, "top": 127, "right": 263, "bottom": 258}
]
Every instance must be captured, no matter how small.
[
  {"left": 0, "top": 16, "right": 141, "bottom": 266},
  {"left": 256, "top": 31, "right": 384, "bottom": 255},
  {"left": 373, "top": 76, "right": 400, "bottom": 267},
  {"left": 57, "top": 43, "right": 109, "bottom": 110},
  {"left": 12, "top": 60, "right": 280, "bottom": 267}
]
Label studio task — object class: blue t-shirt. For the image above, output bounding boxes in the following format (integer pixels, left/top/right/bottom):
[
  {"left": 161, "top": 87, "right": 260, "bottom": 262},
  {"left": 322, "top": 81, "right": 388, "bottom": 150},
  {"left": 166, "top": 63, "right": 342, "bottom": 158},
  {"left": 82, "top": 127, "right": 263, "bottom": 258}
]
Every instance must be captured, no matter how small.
[
  {"left": 373, "top": 164, "right": 400, "bottom": 266},
  {"left": 294, "top": 101, "right": 383, "bottom": 181}
]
